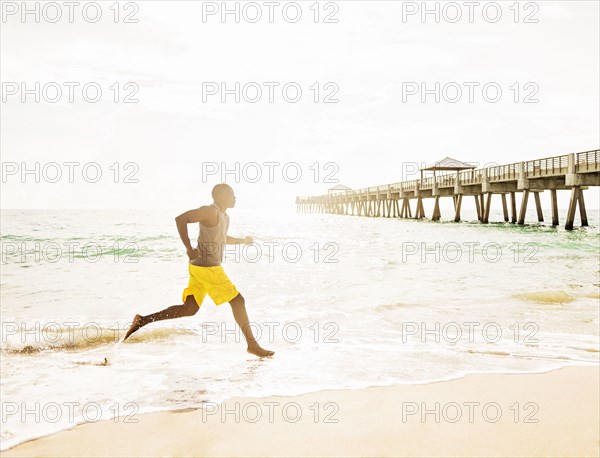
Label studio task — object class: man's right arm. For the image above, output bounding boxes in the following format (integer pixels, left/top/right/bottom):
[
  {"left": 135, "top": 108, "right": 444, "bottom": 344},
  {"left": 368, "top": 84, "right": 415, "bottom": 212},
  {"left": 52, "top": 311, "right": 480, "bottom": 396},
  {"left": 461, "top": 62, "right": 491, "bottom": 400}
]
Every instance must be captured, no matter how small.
[{"left": 175, "top": 206, "right": 217, "bottom": 258}]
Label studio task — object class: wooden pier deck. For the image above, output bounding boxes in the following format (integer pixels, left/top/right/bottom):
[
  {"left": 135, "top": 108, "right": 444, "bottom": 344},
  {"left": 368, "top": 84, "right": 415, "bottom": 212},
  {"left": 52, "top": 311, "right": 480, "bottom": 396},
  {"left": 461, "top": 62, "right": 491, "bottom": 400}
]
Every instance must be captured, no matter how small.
[{"left": 296, "top": 149, "right": 600, "bottom": 230}]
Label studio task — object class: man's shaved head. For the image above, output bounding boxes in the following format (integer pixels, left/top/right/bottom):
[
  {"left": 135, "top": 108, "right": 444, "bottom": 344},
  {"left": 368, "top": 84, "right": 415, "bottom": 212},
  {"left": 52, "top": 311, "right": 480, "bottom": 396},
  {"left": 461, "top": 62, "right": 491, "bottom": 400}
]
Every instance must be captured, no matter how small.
[
  {"left": 212, "top": 183, "right": 233, "bottom": 200},
  {"left": 211, "top": 184, "right": 236, "bottom": 210}
]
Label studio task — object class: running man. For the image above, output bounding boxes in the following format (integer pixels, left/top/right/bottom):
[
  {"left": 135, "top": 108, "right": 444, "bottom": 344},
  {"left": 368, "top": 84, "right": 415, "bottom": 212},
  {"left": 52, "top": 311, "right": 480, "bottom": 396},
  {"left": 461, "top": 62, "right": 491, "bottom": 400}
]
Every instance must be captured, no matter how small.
[{"left": 123, "top": 184, "right": 274, "bottom": 358}]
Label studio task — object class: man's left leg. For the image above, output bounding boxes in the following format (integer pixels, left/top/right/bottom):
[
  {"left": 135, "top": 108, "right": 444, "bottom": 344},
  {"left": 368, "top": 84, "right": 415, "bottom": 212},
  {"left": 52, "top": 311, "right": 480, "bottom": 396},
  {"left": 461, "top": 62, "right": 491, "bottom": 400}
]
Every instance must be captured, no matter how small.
[
  {"left": 123, "top": 295, "right": 199, "bottom": 341},
  {"left": 229, "top": 293, "right": 274, "bottom": 357}
]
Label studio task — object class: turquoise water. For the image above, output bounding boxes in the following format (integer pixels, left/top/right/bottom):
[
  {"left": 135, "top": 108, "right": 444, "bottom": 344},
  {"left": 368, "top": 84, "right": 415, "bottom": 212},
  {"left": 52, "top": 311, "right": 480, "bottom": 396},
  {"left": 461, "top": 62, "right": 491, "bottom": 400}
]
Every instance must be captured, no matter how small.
[{"left": 1, "top": 207, "right": 599, "bottom": 449}]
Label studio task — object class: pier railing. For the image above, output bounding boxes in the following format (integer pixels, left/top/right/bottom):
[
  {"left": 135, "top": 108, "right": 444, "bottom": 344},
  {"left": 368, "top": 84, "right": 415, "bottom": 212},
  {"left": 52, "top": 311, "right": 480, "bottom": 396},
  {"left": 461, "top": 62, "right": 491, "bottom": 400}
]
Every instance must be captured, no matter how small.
[
  {"left": 525, "top": 155, "right": 568, "bottom": 177},
  {"left": 488, "top": 164, "right": 517, "bottom": 182},
  {"left": 576, "top": 149, "right": 600, "bottom": 172}
]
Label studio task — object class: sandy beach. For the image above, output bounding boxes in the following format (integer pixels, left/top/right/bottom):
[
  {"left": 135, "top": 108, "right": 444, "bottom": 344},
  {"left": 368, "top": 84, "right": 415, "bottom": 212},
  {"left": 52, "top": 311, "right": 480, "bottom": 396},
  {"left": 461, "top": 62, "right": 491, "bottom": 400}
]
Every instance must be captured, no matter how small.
[{"left": 4, "top": 366, "right": 598, "bottom": 458}]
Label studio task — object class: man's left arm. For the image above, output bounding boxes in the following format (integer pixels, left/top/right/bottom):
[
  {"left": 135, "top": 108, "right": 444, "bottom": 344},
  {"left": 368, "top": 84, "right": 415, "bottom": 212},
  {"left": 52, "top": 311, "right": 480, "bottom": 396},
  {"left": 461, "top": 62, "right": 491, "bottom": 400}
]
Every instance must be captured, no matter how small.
[{"left": 226, "top": 235, "right": 253, "bottom": 245}]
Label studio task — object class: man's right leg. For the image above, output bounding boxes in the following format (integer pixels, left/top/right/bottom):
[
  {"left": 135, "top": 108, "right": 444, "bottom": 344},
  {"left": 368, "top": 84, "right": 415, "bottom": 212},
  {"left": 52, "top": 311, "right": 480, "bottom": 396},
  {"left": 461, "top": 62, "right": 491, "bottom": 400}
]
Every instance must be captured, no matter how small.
[
  {"left": 123, "top": 295, "right": 198, "bottom": 341},
  {"left": 229, "top": 293, "right": 274, "bottom": 357}
]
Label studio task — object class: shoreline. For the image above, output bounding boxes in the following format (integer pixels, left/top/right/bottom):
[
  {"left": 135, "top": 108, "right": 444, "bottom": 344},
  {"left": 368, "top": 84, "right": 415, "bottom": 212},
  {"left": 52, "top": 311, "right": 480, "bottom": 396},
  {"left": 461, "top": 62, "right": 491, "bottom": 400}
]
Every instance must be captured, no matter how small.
[
  {"left": 3, "top": 365, "right": 599, "bottom": 457},
  {"left": 2, "top": 361, "right": 595, "bottom": 452}
]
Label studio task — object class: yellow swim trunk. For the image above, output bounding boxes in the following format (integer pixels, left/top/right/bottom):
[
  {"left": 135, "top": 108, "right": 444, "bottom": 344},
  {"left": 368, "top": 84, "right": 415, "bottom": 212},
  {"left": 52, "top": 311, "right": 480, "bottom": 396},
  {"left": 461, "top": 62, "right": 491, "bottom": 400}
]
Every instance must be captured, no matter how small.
[{"left": 182, "top": 264, "right": 239, "bottom": 307}]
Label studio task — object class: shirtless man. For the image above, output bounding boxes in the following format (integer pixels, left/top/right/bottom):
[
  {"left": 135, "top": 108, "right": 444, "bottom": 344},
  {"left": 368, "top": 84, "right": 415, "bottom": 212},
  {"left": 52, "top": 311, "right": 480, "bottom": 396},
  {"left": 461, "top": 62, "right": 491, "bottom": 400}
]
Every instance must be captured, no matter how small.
[{"left": 123, "top": 184, "right": 274, "bottom": 358}]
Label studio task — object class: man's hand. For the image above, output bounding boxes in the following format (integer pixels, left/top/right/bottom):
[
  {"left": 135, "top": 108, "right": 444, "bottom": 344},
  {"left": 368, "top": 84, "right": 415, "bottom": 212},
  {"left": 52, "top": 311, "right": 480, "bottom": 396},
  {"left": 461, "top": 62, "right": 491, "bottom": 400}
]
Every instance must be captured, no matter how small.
[
  {"left": 243, "top": 236, "right": 254, "bottom": 245},
  {"left": 175, "top": 206, "right": 219, "bottom": 259},
  {"left": 187, "top": 247, "right": 200, "bottom": 260}
]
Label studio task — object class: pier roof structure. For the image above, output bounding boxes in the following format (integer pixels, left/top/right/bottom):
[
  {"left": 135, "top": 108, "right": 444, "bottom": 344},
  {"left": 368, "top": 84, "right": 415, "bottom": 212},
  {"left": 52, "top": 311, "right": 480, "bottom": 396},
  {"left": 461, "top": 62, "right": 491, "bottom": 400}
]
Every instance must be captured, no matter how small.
[{"left": 422, "top": 157, "right": 476, "bottom": 172}]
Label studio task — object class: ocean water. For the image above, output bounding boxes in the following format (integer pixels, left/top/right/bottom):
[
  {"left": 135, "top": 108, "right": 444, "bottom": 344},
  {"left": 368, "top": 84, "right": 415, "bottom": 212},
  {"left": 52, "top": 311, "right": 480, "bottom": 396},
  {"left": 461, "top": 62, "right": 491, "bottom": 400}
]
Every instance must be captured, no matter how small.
[{"left": 1, "top": 207, "right": 599, "bottom": 450}]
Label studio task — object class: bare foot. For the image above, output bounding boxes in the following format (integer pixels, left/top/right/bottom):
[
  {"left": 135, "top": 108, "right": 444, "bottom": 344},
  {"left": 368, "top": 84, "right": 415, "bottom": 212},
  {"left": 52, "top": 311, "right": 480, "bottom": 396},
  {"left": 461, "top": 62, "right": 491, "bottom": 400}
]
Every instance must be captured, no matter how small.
[
  {"left": 247, "top": 344, "right": 275, "bottom": 358},
  {"left": 123, "top": 314, "right": 144, "bottom": 341}
]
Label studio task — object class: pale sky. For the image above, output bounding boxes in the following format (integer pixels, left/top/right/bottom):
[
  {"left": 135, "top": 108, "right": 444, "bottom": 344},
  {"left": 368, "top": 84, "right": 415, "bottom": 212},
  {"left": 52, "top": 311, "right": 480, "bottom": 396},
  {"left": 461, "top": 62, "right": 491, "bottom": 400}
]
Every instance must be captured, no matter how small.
[{"left": 1, "top": 1, "right": 599, "bottom": 211}]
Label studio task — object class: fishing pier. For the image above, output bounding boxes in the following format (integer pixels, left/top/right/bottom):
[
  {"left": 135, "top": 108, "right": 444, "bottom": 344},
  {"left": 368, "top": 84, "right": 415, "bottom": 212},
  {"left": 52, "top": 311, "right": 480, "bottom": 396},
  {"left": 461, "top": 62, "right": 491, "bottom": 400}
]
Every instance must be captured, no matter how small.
[{"left": 295, "top": 149, "right": 600, "bottom": 230}]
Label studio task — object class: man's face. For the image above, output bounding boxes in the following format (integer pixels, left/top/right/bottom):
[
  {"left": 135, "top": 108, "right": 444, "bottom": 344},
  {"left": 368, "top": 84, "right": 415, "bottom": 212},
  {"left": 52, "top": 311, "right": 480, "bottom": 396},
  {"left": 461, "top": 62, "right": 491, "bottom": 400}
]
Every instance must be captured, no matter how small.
[
  {"left": 224, "top": 187, "right": 236, "bottom": 208},
  {"left": 214, "top": 185, "right": 236, "bottom": 209}
]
